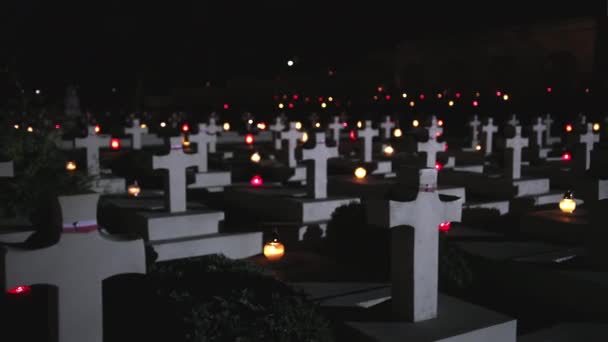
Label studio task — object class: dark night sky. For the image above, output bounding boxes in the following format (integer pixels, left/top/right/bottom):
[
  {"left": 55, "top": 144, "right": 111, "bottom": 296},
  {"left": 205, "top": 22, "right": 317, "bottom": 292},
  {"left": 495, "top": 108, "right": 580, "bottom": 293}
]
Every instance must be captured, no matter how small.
[{"left": 1, "top": 0, "right": 602, "bottom": 87}]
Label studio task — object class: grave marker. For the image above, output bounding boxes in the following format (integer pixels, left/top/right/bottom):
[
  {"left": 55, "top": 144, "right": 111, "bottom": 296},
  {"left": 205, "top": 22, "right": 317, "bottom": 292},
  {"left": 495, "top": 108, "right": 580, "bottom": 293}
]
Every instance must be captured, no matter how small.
[
  {"left": 358, "top": 120, "right": 379, "bottom": 162},
  {"left": 75, "top": 126, "right": 110, "bottom": 176},
  {"left": 505, "top": 126, "right": 529, "bottom": 179},
  {"left": 302, "top": 132, "right": 338, "bottom": 199},
  {"left": 153, "top": 136, "right": 197, "bottom": 213},
  {"left": 380, "top": 116, "right": 395, "bottom": 139},
  {"left": 280, "top": 122, "right": 304, "bottom": 168},
  {"left": 124, "top": 119, "right": 148, "bottom": 150},
  {"left": 481, "top": 118, "right": 498, "bottom": 156}
]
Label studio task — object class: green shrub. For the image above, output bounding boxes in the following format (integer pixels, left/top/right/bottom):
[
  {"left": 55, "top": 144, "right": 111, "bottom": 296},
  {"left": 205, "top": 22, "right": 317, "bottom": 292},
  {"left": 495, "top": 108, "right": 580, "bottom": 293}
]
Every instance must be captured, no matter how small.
[
  {"left": 0, "top": 127, "right": 92, "bottom": 219},
  {"left": 150, "top": 254, "right": 334, "bottom": 342}
]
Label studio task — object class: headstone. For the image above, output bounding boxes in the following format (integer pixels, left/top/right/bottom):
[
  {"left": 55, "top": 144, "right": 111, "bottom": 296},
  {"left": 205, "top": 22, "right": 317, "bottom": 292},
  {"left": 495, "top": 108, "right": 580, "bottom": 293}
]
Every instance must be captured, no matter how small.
[
  {"left": 64, "top": 85, "right": 81, "bottom": 118},
  {"left": 207, "top": 117, "right": 221, "bottom": 153},
  {"left": 578, "top": 113, "right": 587, "bottom": 125},
  {"left": 1, "top": 231, "right": 145, "bottom": 342},
  {"left": 505, "top": 126, "right": 529, "bottom": 180},
  {"left": 367, "top": 169, "right": 462, "bottom": 321},
  {"left": 153, "top": 136, "right": 197, "bottom": 213},
  {"left": 75, "top": 126, "right": 110, "bottom": 176},
  {"left": 469, "top": 115, "right": 481, "bottom": 148},
  {"left": 188, "top": 123, "right": 216, "bottom": 173},
  {"left": 427, "top": 116, "right": 443, "bottom": 139},
  {"left": 269, "top": 116, "right": 286, "bottom": 150},
  {"left": 507, "top": 114, "right": 519, "bottom": 127},
  {"left": 579, "top": 123, "right": 600, "bottom": 170},
  {"left": 481, "top": 118, "right": 498, "bottom": 156},
  {"left": 544, "top": 114, "right": 557, "bottom": 145},
  {"left": 328, "top": 116, "right": 343, "bottom": 148},
  {"left": 302, "top": 132, "right": 338, "bottom": 199},
  {"left": 125, "top": 118, "right": 148, "bottom": 150},
  {"left": 380, "top": 116, "right": 395, "bottom": 139},
  {"left": 417, "top": 138, "right": 446, "bottom": 168},
  {"left": 280, "top": 122, "right": 304, "bottom": 168},
  {"left": 531, "top": 117, "right": 546, "bottom": 147},
  {"left": 358, "top": 120, "right": 379, "bottom": 162}
]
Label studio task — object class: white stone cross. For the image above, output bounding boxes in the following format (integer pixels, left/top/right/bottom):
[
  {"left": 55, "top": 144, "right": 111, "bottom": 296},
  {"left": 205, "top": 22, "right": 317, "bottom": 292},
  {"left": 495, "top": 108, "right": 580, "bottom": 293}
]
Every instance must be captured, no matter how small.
[
  {"left": 153, "top": 136, "right": 198, "bottom": 213},
  {"left": 1, "top": 231, "right": 145, "bottom": 342},
  {"left": 427, "top": 116, "right": 443, "bottom": 139},
  {"left": 505, "top": 126, "right": 529, "bottom": 179},
  {"left": 75, "top": 126, "right": 110, "bottom": 176},
  {"left": 543, "top": 114, "right": 554, "bottom": 145},
  {"left": 269, "top": 116, "right": 286, "bottom": 150},
  {"left": 368, "top": 169, "right": 462, "bottom": 322},
  {"left": 481, "top": 118, "right": 498, "bottom": 156},
  {"left": 380, "top": 116, "right": 395, "bottom": 139},
  {"left": 125, "top": 119, "right": 148, "bottom": 150},
  {"left": 302, "top": 132, "right": 338, "bottom": 199},
  {"left": 417, "top": 138, "right": 446, "bottom": 168},
  {"left": 532, "top": 117, "right": 546, "bottom": 147},
  {"left": 469, "top": 115, "right": 481, "bottom": 148},
  {"left": 578, "top": 113, "right": 587, "bottom": 125},
  {"left": 280, "top": 122, "right": 304, "bottom": 168},
  {"left": 358, "top": 120, "right": 379, "bottom": 162},
  {"left": 188, "top": 123, "right": 216, "bottom": 173},
  {"left": 507, "top": 114, "right": 520, "bottom": 127},
  {"left": 579, "top": 123, "right": 600, "bottom": 170},
  {"left": 207, "top": 117, "right": 221, "bottom": 153},
  {"left": 328, "top": 116, "right": 343, "bottom": 148}
]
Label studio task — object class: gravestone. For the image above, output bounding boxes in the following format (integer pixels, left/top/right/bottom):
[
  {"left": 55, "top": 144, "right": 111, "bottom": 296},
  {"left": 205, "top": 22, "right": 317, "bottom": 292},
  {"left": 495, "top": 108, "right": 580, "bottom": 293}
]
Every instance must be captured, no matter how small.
[
  {"left": 469, "top": 114, "right": 481, "bottom": 148},
  {"left": 544, "top": 114, "right": 559, "bottom": 145},
  {"left": 579, "top": 123, "right": 600, "bottom": 170},
  {"left": 367, "top": 168, "right": 462, "bottom": 321},
  {"left": 207, "top": 117, "right": 221, "bottom": 153},
  {"left": 64, "top": 85, "right": 81, "bottom": 118},
  {"left": 269, "top": 116, "right": 286, "bottom": 150},
  {"left": 505, "top": 126, "right": 529, "bottom": 180},
  {"left": 302, "top": 132, "right": 338, "bottom": 199},
  {"left": 125, "top": 118, "right": 148, "bottom": 150},
  {"left": 481, "top": 118, "right": 498, "bottom": 156},
  {"left": 189, "top": 123, "right": 215, "bottom": 173},
  {"left": 380, "top": 116, "right": 395, "bottom": 139},
  {"left": 188, "top": 124, "right": 231, "bottom": 190},
  {"left": 153, "top": 136, "right": 197, "bottom": 212},
  {"left": 328, "top": 116, "right": 344, "bottom": 148},
  {"left": 531, "top": 117, "right": 546, "bottom": 147},
  {"left": 281, "top": 122, "right": 304, "bottom": 168},
  {"left": 507, "top": 114, "right": 519, "bottom": 127},
  {"left": 75, "top": 126, "right": 110, "bottom": 176},
  {"left": 417, "top": 137, "right": 446, "bottom": 168},
  {"left": 1, "top": 230, "right": 145, "bottom": 342},
  {"left": 427, "top": 116, "right": 443, "bottom": 139},
  {"left": 358, "top": 120, "right": 379, "bottom": 162}
]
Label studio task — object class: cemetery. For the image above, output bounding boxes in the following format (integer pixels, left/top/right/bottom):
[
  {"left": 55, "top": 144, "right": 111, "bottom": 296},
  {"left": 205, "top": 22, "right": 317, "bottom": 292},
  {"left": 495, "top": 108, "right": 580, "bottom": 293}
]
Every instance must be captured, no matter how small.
[{"left": 1, "top": 4, "right": 608, "bottom": 342}]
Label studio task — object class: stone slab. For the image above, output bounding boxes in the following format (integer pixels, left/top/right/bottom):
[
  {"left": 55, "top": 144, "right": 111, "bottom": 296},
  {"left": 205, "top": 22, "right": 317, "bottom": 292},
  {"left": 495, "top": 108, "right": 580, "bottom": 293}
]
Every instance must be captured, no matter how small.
[
  {"left": 464, "top": 200, "right": 510, "bottom": 215},
  {"left": 453, "top": 165, "right": 484, "bottom": 173},
  {"left": 291, "top": 282, "right": 389, "bottom": 303},
  {"left": 188, "top": 170, "right": 232, "bottom": 190},
  {"left": 225, "top": 187, "right": 358, "bottom": 223},
  {"left": 346, "top": 293, "right": 516, "bottom": 342},
  {"left": 371, "top": 160, "right": 393, "bottom": 175},
  {"left": 151, "top": 231, "right": 262, "bottom": 261},
  {"left": 600, "top": 179, "right": 608, "bottom": 200},
  {"left": 288, "top": 165, "right": 307, "bottom": 183},
  {"left": 521, "top": 191, "right": 569, "bottom": 206},
  {"left": 453, "top": 241, "right": 568, "bottom": 262},
  {"left": 520, "top": 209, "right": 590, "bottom": 244},
  {"left": 136, "top": 210, "right": 223, "bottom": 241},
  {"left": 512, "top": 178, "right": 549, "bottom": 197},
  {"left": 0, "top": 161, "right": 14, "bottom": 177},
  {"left": 92, "top": 176, "right": 126, "bottom": 194},
  {"left": 519, "top": 323, "right": 608, "bottom": 342}
]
